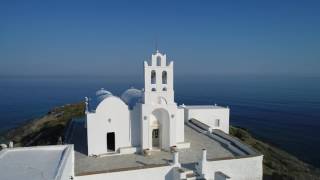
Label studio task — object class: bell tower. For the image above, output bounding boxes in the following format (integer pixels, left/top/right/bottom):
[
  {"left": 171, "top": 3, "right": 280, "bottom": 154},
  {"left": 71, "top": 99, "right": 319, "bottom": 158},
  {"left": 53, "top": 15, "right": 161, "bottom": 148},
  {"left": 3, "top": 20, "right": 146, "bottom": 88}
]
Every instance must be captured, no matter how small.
[{"left": 143, "top": 50, "right": 174, "bottom": 105}]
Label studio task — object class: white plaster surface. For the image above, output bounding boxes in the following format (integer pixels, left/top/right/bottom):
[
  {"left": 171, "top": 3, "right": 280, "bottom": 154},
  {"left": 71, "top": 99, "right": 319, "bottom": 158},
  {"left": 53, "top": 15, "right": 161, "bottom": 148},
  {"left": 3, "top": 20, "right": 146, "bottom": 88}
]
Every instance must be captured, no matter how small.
[
  {"left": 184, "top": 105, "right": 230, "bottom": 133},
  {"left": 87, "top": 96, "right": 130, "bottom": 155},
  {"left": 198, "top": 156, "right": 263, "bottom": 180},
  {"left": 76, "top": 165, "right": 174, "bottom": 180},
  {"left": 0, "top": 145, "right": 73, "bottom": 180}
]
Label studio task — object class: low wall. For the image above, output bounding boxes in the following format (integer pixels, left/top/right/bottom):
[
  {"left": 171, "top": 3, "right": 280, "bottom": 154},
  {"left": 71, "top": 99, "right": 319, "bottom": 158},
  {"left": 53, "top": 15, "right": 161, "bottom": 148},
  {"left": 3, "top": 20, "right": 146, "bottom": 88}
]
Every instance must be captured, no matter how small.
[
  {"left": 184, "top": 106, "right": 229, "bottom": 134},
  {"left": 76, "top": 164, "right": 175, "bottom": 180},
  {"left": 200, "top": 155, "right": 263, "bottom": 180}
]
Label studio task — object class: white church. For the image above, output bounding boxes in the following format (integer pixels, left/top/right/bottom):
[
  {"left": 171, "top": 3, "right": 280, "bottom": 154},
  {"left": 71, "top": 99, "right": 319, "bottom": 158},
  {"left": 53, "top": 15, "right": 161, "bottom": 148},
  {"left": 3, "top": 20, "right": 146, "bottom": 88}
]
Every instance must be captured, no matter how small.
[
  {"left": 85, "top": 50, "right": 229, "bottom": 156},
  {"left": 0, "top": 51, "right": 263, "bottom": 180}
]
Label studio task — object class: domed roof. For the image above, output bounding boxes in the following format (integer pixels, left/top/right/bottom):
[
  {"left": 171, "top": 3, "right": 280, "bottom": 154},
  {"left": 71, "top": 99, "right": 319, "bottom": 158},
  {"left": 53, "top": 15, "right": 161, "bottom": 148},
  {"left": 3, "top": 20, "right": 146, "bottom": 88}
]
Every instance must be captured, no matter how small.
[
  {"left": 96, "top": 88, "right": 112, "bottom": 96},
  {"left": 96, "top": 88, "right": 113, "bottom": 102},
  {"left": 121, "top": 88, "right": 143, "bottom": 109},
  {"left": 88, "top": 88, "right": 113, "bottom": 112}
]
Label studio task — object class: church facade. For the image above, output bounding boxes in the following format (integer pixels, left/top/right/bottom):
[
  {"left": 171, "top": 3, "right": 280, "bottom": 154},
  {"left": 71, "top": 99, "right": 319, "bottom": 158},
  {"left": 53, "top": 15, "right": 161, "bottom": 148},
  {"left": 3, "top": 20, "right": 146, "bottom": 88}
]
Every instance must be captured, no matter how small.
[{"left": 85, "top": 51, "right": 229, "bottom": 156}]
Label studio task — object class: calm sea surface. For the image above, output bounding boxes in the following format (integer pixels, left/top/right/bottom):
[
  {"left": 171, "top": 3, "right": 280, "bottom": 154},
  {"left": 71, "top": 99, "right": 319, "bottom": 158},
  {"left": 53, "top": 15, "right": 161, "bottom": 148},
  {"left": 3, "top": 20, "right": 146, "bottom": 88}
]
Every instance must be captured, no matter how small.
[{"left": 0, "top": 75, "right": 319, "bottom": 167}]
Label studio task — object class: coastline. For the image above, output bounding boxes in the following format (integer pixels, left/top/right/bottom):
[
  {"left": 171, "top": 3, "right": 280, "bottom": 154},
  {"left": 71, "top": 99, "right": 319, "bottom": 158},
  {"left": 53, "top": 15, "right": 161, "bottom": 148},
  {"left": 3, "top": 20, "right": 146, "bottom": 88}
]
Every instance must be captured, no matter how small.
[{"left": 1, "top": 102, "right": 319, "bottom": 179}]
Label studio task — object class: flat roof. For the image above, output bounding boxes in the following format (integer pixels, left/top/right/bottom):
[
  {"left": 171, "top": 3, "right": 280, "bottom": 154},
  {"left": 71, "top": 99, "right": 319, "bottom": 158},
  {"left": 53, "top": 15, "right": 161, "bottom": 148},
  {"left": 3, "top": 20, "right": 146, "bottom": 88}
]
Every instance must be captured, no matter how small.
[
  {"left": 0, "top": 145, "right": 72, "bottom": 180},
  {"left": 182, "top": 105, "right": 228, "bottom": 109},
  {"left": 69, "top": 120, "right": 255, "bottom": 176}
]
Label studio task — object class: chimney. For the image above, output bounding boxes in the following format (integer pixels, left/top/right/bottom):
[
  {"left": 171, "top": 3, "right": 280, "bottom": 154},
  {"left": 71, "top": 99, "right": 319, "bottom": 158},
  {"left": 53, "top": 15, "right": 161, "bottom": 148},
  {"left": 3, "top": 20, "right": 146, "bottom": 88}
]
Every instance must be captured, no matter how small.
[
  {"left": 202, "top": 149, "right": 207, "bottom": 163},
  {"left": 9, "top": 141, "right": 13, "bottom": 148},
  {"left": 172, "top": 151, "right": 181, "bottom": 167}
]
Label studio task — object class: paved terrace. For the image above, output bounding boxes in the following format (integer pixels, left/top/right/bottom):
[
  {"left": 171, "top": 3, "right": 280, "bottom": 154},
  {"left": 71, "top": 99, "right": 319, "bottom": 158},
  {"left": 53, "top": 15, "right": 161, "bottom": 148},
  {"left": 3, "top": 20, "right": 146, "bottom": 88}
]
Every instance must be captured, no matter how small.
[{"left": 68, "top": 119, "right": 257, "bottom": 176}]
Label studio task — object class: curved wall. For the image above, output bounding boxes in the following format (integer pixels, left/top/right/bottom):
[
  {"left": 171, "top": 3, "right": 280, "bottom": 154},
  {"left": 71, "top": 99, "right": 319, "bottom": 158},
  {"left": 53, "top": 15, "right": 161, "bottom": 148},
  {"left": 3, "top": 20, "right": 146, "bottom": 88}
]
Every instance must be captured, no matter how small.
[{"left": 87, "top": 96, "right": 130, "bottom": 155}]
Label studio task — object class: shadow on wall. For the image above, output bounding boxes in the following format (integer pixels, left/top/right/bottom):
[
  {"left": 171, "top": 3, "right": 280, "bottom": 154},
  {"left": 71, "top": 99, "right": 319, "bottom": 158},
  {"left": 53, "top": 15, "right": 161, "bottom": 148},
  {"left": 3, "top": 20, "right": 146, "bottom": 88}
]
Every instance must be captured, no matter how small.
[
  {"left": 130, "top": 108, "right": 141, "bottom": 147},
  {"left": 165, "top": 167, "right": 177, "bottom": 180},
  {"left": 68, "top": 120, "right": 88, "bottom": 155}
]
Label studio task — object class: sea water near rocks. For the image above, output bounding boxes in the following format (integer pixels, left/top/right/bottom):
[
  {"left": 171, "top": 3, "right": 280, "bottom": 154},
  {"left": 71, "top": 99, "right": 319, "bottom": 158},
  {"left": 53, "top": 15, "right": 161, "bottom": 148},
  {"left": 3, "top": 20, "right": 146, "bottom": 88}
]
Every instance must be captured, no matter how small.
[{"left": 0, "top": 75, "right": 319, "bottom": 167}]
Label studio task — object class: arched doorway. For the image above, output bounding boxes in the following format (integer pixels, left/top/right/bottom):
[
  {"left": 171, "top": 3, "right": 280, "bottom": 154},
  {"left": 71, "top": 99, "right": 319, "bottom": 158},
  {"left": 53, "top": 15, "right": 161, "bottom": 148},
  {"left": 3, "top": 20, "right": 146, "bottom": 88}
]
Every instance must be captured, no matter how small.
[
  {"left": 149, "top": 114, "right": 160, "bottom": 148},
  {"left": 150, "top": 108, "right": 170, "bottom": 150}
]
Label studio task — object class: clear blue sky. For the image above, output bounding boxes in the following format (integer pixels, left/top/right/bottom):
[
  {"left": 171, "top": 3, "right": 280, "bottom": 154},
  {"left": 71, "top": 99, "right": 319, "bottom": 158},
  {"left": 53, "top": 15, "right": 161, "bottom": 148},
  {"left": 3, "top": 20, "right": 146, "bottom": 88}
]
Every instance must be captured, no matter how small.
[{"left": 0, "top": 0, "right": 319, "bottom": 77}]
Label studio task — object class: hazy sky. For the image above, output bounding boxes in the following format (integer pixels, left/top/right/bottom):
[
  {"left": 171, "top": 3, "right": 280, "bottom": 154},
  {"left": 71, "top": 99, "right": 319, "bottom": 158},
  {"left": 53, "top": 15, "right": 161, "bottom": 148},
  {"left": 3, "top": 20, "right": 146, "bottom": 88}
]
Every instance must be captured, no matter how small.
[{"left": 0, "top": 0, "right": 319, "bottom": 77}]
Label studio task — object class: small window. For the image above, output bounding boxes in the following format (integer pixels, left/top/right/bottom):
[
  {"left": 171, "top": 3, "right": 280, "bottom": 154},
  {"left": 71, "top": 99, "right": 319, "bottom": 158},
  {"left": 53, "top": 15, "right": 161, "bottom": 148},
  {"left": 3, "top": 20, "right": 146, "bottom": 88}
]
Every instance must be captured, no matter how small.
[
  {"left": 162, "top": 71, "right": 167, "bottom": 84},
  {"left": 156, "top": 56, "right": 161, "bottom": 66},
  {"left": 151, "top": 70, "right": 156, "bottom": 84},
  {"left": 215, "top": 119, "right": 220, "bottom": 127},
  {"left": 162, "top": 87, "right": 167, "bottom": 91},
  {"left": 152, "top": 88, "right": 156, "bottom": 92}
]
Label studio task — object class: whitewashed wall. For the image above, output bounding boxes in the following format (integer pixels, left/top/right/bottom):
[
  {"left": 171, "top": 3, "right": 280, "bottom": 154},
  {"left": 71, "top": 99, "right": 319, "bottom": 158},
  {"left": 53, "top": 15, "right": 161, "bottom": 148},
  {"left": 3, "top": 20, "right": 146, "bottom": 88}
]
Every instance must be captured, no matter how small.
[
  {"left": 141, "top": 104, "right": 177, "bottom": 151},
  {"left": 87, "top": 96, "right": 130, "bottom": 156},
  {"left": 143, "top": 51, "right": 175, "bottom": 105},
  {"left": 175, "top": 107, "right": 185, "bottom": 143},
  {"left": 76, "top": 165, "right": 175, "bottom": 180},
  {"left": 140, "top": 102, "right": 188, "bottom": 151},
  {"left": 199, "top": 156, "right": 263, "bottom": 180},
  {"left": 184, "top": 107, "right": 230, "bottom": 134}
]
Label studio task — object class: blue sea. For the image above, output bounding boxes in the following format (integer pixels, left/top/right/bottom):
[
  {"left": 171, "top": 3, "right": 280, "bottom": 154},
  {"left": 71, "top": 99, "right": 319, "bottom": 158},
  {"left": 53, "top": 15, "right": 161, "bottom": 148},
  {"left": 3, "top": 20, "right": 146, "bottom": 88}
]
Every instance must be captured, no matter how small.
[{"left": 0, "top": 75, "right": 319, "bottom": 168}]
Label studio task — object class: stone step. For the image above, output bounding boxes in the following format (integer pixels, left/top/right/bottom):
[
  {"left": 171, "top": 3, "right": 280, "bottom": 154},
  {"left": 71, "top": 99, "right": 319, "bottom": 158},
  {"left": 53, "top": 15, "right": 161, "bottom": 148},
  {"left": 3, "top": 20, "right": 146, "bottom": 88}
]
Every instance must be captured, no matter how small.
[
  {"left": 178, "top": 167, "right": 199, "bottom": 180},
  {"left": 185, "top": 172, "right": 196, "bottom": 180}
]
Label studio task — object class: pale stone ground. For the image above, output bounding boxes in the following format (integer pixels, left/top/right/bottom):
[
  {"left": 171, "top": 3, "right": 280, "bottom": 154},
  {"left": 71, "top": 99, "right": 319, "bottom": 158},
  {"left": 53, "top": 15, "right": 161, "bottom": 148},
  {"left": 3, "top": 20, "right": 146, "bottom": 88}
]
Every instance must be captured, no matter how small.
[{"left": 68, "top": 120, "right": 235, "bottom": 175}]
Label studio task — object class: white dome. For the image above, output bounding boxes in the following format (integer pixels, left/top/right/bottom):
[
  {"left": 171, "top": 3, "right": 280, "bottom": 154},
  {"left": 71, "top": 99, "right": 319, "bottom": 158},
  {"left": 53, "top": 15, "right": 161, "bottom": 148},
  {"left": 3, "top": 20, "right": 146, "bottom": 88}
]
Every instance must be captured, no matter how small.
[{"left": 121, "top": 88, "right": 142, "bottom": 109}]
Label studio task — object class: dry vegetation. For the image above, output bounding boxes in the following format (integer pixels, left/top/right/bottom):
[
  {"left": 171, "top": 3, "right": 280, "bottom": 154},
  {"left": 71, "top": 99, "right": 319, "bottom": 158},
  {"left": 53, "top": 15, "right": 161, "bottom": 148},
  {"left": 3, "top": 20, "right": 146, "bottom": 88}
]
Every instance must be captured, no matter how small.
[
  {"left": 3, "top": 102, "right": 85, "bottom": 146},
  {"left": 230, "top": 126, "right": 320, "bottom": 180}
]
